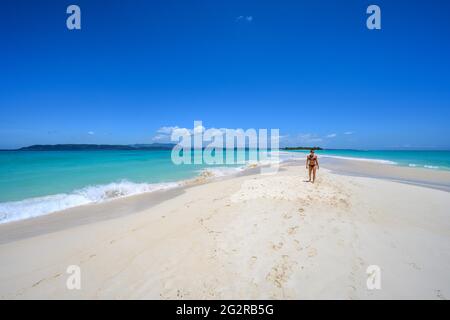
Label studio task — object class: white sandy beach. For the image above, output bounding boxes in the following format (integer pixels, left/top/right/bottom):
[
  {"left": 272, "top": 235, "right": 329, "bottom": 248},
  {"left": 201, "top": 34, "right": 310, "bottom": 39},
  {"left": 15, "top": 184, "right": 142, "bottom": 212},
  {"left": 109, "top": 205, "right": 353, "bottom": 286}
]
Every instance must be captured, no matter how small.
[{"left": 0, "top": 159, "right": 449, "bottom": 299}]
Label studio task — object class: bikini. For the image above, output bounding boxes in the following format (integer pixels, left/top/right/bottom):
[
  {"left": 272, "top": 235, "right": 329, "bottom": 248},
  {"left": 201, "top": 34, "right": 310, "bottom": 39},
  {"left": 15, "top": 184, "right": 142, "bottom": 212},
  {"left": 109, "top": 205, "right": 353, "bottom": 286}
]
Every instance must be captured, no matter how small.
[{"left": 308, "top": 154, "right": 317, "bottom": 167}]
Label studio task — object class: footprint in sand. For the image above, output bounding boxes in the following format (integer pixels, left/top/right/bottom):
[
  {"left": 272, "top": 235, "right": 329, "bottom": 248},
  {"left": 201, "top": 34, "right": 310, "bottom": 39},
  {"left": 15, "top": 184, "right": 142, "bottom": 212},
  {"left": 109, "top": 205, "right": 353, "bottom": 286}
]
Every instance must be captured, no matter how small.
[
  {"left": 266, "top": 255, "right": 298, "bottom": 292},
  {"left": 271, "top": 242, "right": 283, "bottom": 250},
  {"left": 297, "top": 208, "right": 306, "bottom": 217},
  {"left": 408, "top": 262, "right": 421, "bottom": 270},
  {"left": 282, "top": 213, "right": 292, "bottom": 219},
  {"left": 307, "top": 247, "right": 318, "bottom": 258},
  {"left": 161, "top": 284, "right": 190, "bottom": 300},
  {"left": 287, "top": 226, "right": 299, "bottom": 235},
  {"left": 293, "top": 239, "right": 303, "bottom": 251},
  {"left": 176, "top": 289, "right": 186, "bottom": 299},
  {"left": 339, "top": 198, "right": 349, "bottom": 208}
]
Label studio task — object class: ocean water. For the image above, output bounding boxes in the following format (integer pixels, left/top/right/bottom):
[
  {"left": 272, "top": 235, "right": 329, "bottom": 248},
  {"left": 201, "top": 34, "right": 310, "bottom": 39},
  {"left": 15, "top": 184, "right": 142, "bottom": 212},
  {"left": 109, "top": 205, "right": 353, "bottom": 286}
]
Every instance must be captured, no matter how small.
[
  {"left": 286, "top": 149, "right": 450, "bottom": 170},
  {"left": 0, "top": 149, "right": 449, "bottom": 223},
  {"left": 0, "top": 150, "right": 260, "bottom": 223}
]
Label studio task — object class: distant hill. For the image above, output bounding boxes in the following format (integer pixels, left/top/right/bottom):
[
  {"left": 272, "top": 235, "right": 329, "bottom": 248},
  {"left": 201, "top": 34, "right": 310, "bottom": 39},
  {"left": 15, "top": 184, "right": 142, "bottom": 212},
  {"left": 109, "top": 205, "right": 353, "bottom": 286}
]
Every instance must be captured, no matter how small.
[
  {"left": 5, "top": 144, "right": 319, "bottom": 151},
  {"left": 17, "top": 144, "right": 176, "bottom": 151}
]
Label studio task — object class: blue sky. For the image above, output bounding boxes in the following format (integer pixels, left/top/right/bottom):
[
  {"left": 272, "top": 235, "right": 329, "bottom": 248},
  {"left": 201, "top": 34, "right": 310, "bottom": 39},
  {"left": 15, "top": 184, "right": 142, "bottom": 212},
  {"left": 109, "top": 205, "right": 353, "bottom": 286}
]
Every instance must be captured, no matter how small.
[{"left": 1, "top": 0, "right": 449, "bottom": 149}]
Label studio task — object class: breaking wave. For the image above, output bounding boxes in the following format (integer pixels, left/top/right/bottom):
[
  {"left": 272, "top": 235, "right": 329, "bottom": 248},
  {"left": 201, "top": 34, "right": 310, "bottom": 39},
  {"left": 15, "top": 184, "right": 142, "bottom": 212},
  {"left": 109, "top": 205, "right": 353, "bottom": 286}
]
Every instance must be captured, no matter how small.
[{"left": 0, "top": 180, "right": 179, "bottom": 224}]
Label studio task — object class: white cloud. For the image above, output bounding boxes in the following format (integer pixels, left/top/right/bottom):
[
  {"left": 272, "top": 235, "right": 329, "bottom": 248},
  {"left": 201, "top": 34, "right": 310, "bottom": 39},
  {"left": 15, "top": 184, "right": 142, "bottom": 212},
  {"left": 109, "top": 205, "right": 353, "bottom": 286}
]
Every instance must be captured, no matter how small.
[
  {"left": 151, "top": 134, "right": 168, "bottom": 141},
  {"left": 344, "top": 131, "right": 354, "bottom": 135},
  {"left": 154, "top": 126, "right": 333, "bottom": 147},
  {"left": 152, "top": 125, "right": 202, "bottom": 143},
  {"left": 193, "top": 124, "right": 205, "bottom": 135},
  {"left": 152, "top": 125, "right": 280, "bottom": 146},
  {"left": 157, "top": 126, "right": 179, "bottom": 134},
  {"left": 152, "top": 126, "right": 188, "bottom": 142},
  {"left": 236, "top": 15, "right": 253, "bottom": 22},
  {"left": 172, "top": 127, "right": 192, "bottom": 137},
  {"left": 87, "top": 131, "right": 95, "bottom": 135}
]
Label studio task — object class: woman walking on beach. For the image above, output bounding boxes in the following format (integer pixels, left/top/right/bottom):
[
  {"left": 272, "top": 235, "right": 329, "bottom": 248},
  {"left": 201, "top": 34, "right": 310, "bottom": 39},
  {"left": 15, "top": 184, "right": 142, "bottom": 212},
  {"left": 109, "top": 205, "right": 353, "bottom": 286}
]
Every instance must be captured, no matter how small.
[{"left": 306, "top": 150, "right": 319, "bottom": 183}]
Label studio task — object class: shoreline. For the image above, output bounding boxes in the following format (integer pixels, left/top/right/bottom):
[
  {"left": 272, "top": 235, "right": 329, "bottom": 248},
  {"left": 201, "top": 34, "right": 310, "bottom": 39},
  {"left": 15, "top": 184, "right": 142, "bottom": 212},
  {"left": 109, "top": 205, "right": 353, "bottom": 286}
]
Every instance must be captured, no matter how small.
[
  {"left": 319, "top": 157, "right": 450, "bottom": 192},
  {"left": 0, "top": 160, "right": 449, "bottom": 299},
  {"left": 0, "top": 163, "right": 450, "bottom": 299},
  {"left": 0, "top": 165, "right": 264, "bottom": 243},
  {"left": 282, "top": 150, "right": 450, "bottom": 171},
  {"left": 1, "top": 151, "right": 449, "bottom": 225},
  {"left": 0, "top": 156, "right": 450, "bottom": 229},
  {"left": 0, "top": 157, "right": 449, "bottom": 244}
]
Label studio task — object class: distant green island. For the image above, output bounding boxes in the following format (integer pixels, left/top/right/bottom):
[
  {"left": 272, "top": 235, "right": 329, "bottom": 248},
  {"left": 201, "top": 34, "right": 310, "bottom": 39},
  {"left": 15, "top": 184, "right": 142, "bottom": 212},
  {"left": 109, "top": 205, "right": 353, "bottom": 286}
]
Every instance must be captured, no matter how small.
[
  {"left": 1, "top": 144, "right": 323, "bottom": 151},
  {"left": 13, "top": 144, "right": 176, "bottom": 151}
]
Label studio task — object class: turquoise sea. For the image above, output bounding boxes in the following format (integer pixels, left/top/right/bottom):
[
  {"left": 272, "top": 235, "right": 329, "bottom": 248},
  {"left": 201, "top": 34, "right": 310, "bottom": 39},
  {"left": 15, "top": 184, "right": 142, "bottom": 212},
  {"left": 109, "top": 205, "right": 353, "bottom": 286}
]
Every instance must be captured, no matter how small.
[
  {"left": 287, "top": 149, "right": 450, "bottom": 169},
  {"left": 0, "top": 149, "right": 449, "bottom": 223}
]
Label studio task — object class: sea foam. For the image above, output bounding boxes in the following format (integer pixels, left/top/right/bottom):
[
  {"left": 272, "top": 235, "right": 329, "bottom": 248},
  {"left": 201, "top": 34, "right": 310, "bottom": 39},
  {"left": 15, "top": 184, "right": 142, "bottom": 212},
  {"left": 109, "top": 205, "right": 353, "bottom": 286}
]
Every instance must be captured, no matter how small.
[
  {"left": 0, "top": 180, "right": 179, "bottom": 224},
  {"left": 200, "top": 166, "right": 245, "bottom": 177},
  {"left": 279, "top": 152, "right": 397, "bottom": 165},
  {"left": 320, "top": 155, "right": 397, "bottom": 165}
]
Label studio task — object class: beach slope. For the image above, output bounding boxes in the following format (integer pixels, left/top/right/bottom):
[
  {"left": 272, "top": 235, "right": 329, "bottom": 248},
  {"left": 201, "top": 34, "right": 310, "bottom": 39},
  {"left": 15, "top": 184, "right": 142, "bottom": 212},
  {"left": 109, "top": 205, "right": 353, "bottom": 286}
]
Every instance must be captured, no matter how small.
[{"left": 0, "top": 163, "right": 449, "bottom": 299}]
